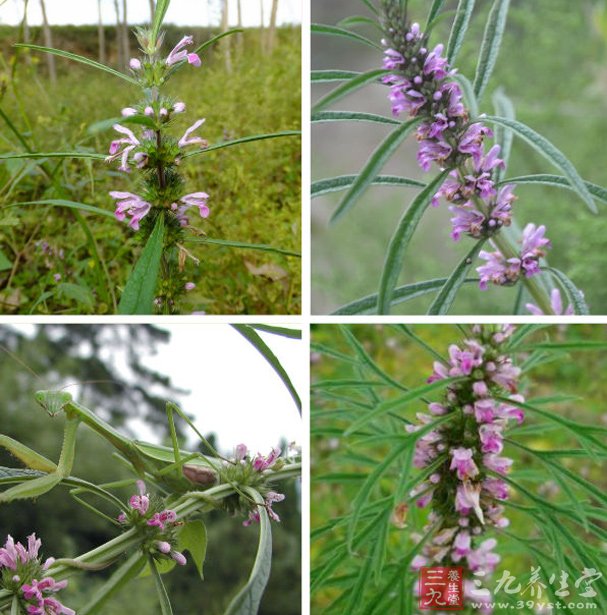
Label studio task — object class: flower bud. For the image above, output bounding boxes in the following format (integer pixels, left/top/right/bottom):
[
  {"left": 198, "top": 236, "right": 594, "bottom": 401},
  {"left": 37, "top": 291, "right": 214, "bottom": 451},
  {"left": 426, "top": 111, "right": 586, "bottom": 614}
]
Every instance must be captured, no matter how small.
[
  {"left": 182, "top": 465, "right": 217, "bottom": 486},
  {"left": 129, "top": 58, "right": 141, "bottom": 70}
]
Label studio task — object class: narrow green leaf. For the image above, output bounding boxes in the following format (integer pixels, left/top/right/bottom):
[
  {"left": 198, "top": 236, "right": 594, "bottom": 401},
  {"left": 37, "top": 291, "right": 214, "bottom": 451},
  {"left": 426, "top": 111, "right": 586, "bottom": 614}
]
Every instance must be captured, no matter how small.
[
  {"left": 312, "top": 23, "right": 381, "bottom": 50},
  {"left": 118, "top": 215, "right": 165, "bottom": 315},
  {"left": 545, "top": 267, "right": 589, "bottom": 315},
  {"left": 528, "top": 341, "right": 607, "bottom": 352},
  {"left": 249, "top": 325, "right": 301, "bottom": 339},
  {"left": 426, "top": 0, "right": 447, "bottom": 29},
  {"left": 339, "top": 326, "right": 408, "bottom": 392},
  {"left": 150, "top": 0, "right": 171, "bottom": 47},
  {"left": 87, "top": 114, "right": 156, "bottom": 134},
  {"left": 312, "top": 174, "right": 425, "bottom": 198},
  {"left": 492, "top": 88, "right": 515, "bottom": 183},
  {"left": 0, "top": 151, "right": 105, "bottom": 161},
  {"left": 311, "top": 70, "right": 360, "bottom": 83},
  {"left": 185, "top": 237, "right": 300, "bottom": 258},
  {"left": 378, "top": 170, "right": 450, "bottom": 313},
  {"left": 499, "top": 173, "right": 607, "bottom": 204},
  {"left": 183, "top": 130, "right": 300, "bottom": 158},
  {"left": 332, "top": 277, "right": 477, "bottom": 315},
  {"left": 427, "top": 239, "right": 486, "bottom": 315},
  {"left": 224, "top": 488, "right": 272, "bottom": 615},
  {"left": 7, "top": 199, "right": 115, "bottom": 219},
  {"left": 472, "top": 0, "right": 510, "bottom": 101},
  {"left": 0, "top": 250, "right": 12, "bottom": 272},
  {"left": 344, "top": 381, "right": 459, "bottom": 436},
  {"left": 0, "top": 106, "right": 33, "bottom": 153},
  {"left": 391, "top": 325, "right": 447, "bottom": 363},
  {"left": 178, "top": 520, "right": 207, "bottom": 580},
  {"left": 453, "top": 73, "right": 478, "bottom": 119},
  {"left": 80, "top": 553, "right": 146, "bottom": 615},
  {"left": 312, "top": 110, "right": 400, "bottom": 125},
  {"left": 14, "top": 44, "right": 138, "bottom": 84},
  {"left": 348, "top": 441, "right": 412, "bottom": 550},
  {"left": 484, "top": 116, "right": 597, "bottom": 213},
  {"left": 194, "top": 28, "right": 243, "bottom": 56},
  {"left": 446, "top": 0, "right": 476, "bottom": 65},
  {"left": 149, "top": 556, "right": 174, "bottom": 615},
  {"left": 338, "top": 16, "right": 382, "bottom": 31},
  {"left": 360, "top": 0, "right": 378, "bottom": 14},
  {"left": 331, "top": 118, "right": 421, "bottom": 223},
  {"left": 313, "top": 69, "right": 392, "bottom": 114},
  {"left": 231, "top": 325, "right": 302, "bottom": 415}
]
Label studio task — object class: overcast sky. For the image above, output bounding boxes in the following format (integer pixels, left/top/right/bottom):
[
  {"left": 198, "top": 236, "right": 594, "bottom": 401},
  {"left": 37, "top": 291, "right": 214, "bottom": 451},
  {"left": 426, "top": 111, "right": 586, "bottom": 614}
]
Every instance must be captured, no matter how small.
[
  {"left": 0, "top": 0, "right": 301, "bottom": 27},
  {"left": 8, "top": 324, "right": 304, "bottom": 456}
]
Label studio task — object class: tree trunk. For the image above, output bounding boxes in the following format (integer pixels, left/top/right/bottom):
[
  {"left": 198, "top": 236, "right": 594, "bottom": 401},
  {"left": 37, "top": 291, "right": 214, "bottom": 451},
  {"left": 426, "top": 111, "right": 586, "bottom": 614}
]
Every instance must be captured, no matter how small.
[
  {"left": 39, "top": 0, "right": 56, "bottom": 84},
  {"left": 259, "top": 0, "right": 265, "bottom": 53},
  {"left": 122, "top": 0, "right": 130, "bottom": 69},
  {"left": 268, "top": 0, "right": 278, "bottom": 53},
  {"left": 221, "top": 0, "right": 232, "bottom": 73},
  {"left": 148, "top": 0, "right": 155, "bottom": 22},
  {"left": 236, "top": 0, "right": 243, "bottom": 51},
  {"left": 113, "top": 0, "right": 123, "bottom": 68},
  {"left": 22, "top": 0, "right": 31, "bottom": 65},
  {"left": 97, "top": 0, "right": 106, "bottom": 64}
]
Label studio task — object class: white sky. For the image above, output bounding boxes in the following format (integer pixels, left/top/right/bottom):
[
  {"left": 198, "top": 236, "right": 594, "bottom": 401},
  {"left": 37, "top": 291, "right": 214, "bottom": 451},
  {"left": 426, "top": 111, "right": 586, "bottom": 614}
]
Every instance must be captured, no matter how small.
[
  {"left": 0, "top": 0, "right": 301, "bottom": 27},
  {"left": 7, "top": 324, "right": 303, "bottom": 455}
]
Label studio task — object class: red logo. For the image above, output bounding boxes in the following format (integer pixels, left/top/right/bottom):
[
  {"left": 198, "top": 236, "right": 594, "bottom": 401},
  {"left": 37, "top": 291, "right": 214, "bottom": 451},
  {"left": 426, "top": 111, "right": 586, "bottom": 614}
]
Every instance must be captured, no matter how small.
[{"left": 418, "top": 567, "right": 464, "bottom": 611}]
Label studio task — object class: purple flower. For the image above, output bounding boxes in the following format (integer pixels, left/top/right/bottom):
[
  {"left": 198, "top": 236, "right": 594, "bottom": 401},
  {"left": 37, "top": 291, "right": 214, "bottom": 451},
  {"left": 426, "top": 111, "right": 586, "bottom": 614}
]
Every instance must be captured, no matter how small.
[
  {"left": 173, "top": 101, "right": 186, "bottom": 113},
  {"left": 106, "top": 124, "right": 141, "bottom": 172},
  {"left": 423, "top": 44, "right": 449, "bottom": 80},
  {"left": 243, "top": 491, "right": 286, "bottom": 526},
  {"left": 180, "top": 192, "right": 210, "bottom": 218},
  {"left": 234, "top": 443, "right": 248, "bottom": 461},
  {"left": 109, "top": 191, "right": 152, "bottom": 231},
  {"left": 382, "top": 47, "right": 405, "bottom": 70},
  {"left": 178, "top": 118, "right": 207, "bottom": 148},
  {"left": 129, "top": 58, "right": 141, "bottom": 70},
  {"left": 121, "top": 107, "right": 137, "bottom": 117},
  {"left": 147, "top": 509, "right": 177, "bottom": 530},
  {"left": 526, "top": 287, "right": 574, "bottom": 316},
  {"left": 184, "top": 282, "right": 196, "bottom": 291},
  {"left": 166, "top": 35, "right": 201, "bottom": 67},
  {"left": 449, "top": 447, "right": 479, "bottom": 480},
  {"left": 171, "top": 550, "right": 187, "bottom": 566},
  {"left": 479, "top": 423, "right": 503, "bottom": 454},
  {"left": 483, "top": 454, "right": 513, "bottom": 475},
  {"left": 477, "top": 250, "right": 521, "bottom": 290},
  {"left": 417, "top": 137, "right": 452, "bottom": 171},
  {"left": 457, "top": 124, "right": 494, "bottom": 159},
  {"left": 449, "top": 205, "right": 485, "bottom": 241}
]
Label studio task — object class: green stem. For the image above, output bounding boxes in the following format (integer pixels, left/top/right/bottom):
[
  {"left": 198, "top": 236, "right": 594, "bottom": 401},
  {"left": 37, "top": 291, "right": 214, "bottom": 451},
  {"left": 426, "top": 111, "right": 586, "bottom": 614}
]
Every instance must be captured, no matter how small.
[{"left": 10, "top": 595, "right": 19, "bottom": 615}]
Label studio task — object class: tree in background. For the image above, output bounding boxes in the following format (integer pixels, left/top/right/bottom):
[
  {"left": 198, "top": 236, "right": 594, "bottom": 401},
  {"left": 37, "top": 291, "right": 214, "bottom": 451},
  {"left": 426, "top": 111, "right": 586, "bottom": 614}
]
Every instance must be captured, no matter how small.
[
  {"left": 39, "top": 0, "right": 55, "bottom": 84},
  {"left": 97, "top": 0, "right": 106, "bottom": 63},
  {"left": 268, "top": 0, "right": 279, "bottom": 53}
]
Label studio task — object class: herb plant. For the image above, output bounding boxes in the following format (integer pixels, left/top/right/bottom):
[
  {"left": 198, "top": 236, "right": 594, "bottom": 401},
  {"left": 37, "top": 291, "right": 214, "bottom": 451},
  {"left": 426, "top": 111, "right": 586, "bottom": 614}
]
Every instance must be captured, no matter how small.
[
  {"left": 311, "top": 324, "right": 607, "bottom": 614},
  {"left": 311, "top": 0, "right": 606, "bottom": 315}
]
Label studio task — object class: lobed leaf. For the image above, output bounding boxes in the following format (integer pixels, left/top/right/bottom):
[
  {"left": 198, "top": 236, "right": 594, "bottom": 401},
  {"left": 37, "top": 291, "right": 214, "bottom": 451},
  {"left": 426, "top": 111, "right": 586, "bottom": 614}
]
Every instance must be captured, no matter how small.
[
  {"left": 377, "top": 170, "right": 450, "bottom": 313},
  {"left": 472, "top": 0, "right": 511, "bottom": 102},
  {"left": 331, "top": 118, "right": 422, "bottom": 222}
]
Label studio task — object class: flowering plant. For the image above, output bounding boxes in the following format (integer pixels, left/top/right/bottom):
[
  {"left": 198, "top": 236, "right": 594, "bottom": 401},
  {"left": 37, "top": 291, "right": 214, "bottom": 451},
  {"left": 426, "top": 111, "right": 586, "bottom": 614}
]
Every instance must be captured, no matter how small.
[
  {"left": 311, "top": 0, "right": 606, "bottom": 315},
  {"left": 310, "top": 324, "right": 607, "bottom": 613},
  {"left": 2, "top": 0, "right": 300, "bottom": 315}
]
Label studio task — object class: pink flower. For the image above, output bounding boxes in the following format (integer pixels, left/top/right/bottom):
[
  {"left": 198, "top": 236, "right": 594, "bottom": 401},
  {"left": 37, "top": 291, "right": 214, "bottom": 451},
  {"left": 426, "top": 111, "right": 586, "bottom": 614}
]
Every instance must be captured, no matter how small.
[
  {"left": 128, "top": 480, "right": 150, "bottom": 515},
  {"left": 173, "top": 101, "right": 186, "bottom": 113},
  {"left": 180, "top": 192, "right": 210, "bottom": 218},
  {"left": 526, "top": 287, "right": 574, "bottom": 316},
  {"left": 106, "top": 124, "right": 140, "bottom": 172},
  {"left": 451, "top": 531, "right": 471, "bottom": 561},
  {"left": 171, "top": 550, "right": 187, "bottom": 565},
  {"left": 178, "top": 118, "right": 207, "bottom": 148},
  {"left": 184, "top": 282, "right": 196, "bottom": 291},
  {"left": 147, "top": 509, "right": 177, "bottom": 530},
  {"left": 156, "top": 541, "right": 171, "bottom": 554},
  {"left": 166, "top": 35, "right": 201, "bottom": 67},
  {"left": 479, "top": 424, "right": 503, "bottom": 454},
  {"left": 467, "top": 538, "right": 500, "bottom": 573},
  {"left": 109, "top": 191, "right": 152, "bottom": 231},
  {"left": 483, "top": 454, "right": 513, "bottom": 475},
  {"left": 234, "top": 443, "right": 248, "bottom": 461},
  {"left": 252, "top": 447, "right": 281, "bottom": 471},
  {"left": 483, "top": 477, "right": 509, "bottom": 500},
  {"left": 121, "top": 107, "right": 137, "bottom": 117},
  {"left": 455, "top": 482, "right": 484, "bottom": 524},
  {"left": 129, "top": 58, "right": 141, "bottom": 70},
  {"left": 449, "top": 447, "right": 479, "bottom": 480}
]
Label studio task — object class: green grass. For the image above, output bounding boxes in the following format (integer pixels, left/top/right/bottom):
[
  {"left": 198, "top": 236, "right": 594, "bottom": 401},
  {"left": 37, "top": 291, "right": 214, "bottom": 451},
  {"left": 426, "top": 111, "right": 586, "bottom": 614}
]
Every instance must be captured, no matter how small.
[{"left": 0, "top": 27, "right": 301, "bottom": 314}]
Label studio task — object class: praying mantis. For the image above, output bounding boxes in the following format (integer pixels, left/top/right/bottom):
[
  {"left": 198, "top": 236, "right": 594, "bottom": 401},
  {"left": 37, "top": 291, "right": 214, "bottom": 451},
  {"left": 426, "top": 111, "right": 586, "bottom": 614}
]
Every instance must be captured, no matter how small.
[{"left": 0, "top": 388, "right": 225, "bottom": 508}]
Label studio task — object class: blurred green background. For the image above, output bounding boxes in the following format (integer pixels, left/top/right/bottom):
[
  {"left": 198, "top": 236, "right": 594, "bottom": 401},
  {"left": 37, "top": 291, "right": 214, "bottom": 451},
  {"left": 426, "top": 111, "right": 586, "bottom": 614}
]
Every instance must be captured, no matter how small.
[
  {"left": 0, "top": 325, "right": 301, "bottom": 614},
  {"left": 312, "top": 0, "right": 607, "bottom": 314},
  {"left": 311, "top": 324, "right": 607, "bottom": 613},
  {"left": 0, "top": 21, "right": 301, "bottom": 314}
]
